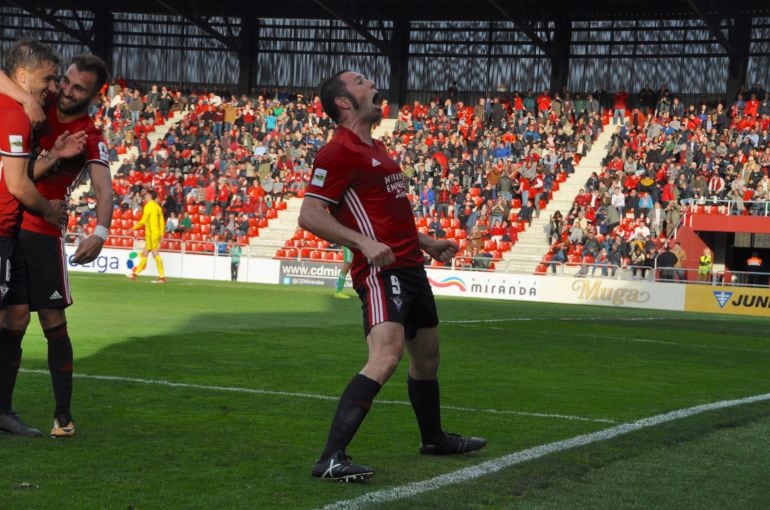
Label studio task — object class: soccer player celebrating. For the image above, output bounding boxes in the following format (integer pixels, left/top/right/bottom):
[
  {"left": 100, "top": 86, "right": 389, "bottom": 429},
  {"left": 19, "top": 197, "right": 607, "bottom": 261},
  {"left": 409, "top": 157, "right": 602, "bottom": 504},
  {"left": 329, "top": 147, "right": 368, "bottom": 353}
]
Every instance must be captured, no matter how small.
[
  {"left": 129, "top": 189, "right": 166, "bottom": 283},
  {"left": 0, "top": 52, "right": 112, "bottom": 438},
  {"left": 0, "top": 39, "right": 70, "bottom": 436},
  {"left": 300, "top": 71, "right": 486, "bottom": 482}
]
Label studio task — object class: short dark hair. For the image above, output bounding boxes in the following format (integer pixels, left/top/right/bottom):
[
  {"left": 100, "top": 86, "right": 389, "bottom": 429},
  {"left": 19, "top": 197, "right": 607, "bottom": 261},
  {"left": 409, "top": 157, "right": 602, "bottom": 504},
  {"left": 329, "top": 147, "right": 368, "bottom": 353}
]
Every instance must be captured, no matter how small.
[
  {"left": 319, "top": 70, "right": 355, "bottom": 123},
  {"left": 69, "top": 53, "right": 109, "bottom": 93},
  {"left": 5, "top": 38, "right": 59, "bottom": 76},
  {"left": 148, "top": 190, "right": 158, "bottom": 199}
]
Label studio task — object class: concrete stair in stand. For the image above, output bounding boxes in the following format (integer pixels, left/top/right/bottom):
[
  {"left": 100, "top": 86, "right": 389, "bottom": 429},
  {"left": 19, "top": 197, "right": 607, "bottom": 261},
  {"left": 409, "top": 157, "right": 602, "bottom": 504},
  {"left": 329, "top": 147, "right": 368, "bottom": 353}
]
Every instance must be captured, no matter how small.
[
  {"left": 496, "top": 127, "right": 614, "bottom": 274},
  {"left": 248, "top": 198, "right": 304, "bottom": 258}
]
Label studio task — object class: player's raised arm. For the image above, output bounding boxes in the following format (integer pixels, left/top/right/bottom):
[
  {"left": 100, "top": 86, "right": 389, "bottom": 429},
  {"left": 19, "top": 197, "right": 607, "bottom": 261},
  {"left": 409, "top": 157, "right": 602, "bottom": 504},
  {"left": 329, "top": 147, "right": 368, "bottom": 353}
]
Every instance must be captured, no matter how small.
[
  {"left": 71, "top": 163, "right": 113, "bottom": 264},
  {"left": 32, "top": 130, "right": 88, "bottom": 179}
]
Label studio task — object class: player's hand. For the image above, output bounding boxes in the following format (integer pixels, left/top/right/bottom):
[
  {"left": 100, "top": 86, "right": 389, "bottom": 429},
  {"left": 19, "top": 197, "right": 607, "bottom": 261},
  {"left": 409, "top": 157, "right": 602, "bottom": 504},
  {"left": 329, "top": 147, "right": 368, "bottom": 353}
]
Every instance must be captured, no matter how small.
[
  {"left": 423, "top": 238, "right": 459, "bottom": 264},
  {"left": 359, "top": 238, "right": 395, "bottom": 268},
  {"left": 22, "top": 97, "right": 46, "bottom": 128},
  {"left": 71, "top": 235, "right": 105, "bottom": 264},
  {"left": 44, "top": 199, "right": 67, "bottom": 227},
  {"left": 51, "top": 130, "right": 87, "bottom": 160}
]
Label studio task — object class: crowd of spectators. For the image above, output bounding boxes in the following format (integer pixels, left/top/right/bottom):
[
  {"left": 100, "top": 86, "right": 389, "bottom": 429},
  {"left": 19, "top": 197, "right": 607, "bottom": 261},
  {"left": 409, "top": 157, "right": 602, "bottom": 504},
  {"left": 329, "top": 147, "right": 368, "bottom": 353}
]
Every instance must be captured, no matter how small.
[
  {"left": 543, "top": 82, "right": 770, "bottom": 279},
  {"left": 69, "top": 79, "right": 607, "bottom": 266},
  {"left": 71, "top": 77, "right": 770, "bottom": 276}
]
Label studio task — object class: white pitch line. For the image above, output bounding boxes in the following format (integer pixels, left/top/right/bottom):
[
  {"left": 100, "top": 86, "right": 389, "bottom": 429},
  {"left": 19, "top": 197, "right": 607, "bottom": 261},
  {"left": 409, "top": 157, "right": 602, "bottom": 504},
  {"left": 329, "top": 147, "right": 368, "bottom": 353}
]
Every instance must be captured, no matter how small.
[
  {"left": 317, "top": 391, "right": 770, "bottom": 510},
  {"left": 18, "top": 369, "right": 613, "bottom": 424},
  {"left": 593, "top": 334, "right": 770, "bottom": 354},
  {"left": 443, "top": 317, "right": 669, "bottom": 324}
]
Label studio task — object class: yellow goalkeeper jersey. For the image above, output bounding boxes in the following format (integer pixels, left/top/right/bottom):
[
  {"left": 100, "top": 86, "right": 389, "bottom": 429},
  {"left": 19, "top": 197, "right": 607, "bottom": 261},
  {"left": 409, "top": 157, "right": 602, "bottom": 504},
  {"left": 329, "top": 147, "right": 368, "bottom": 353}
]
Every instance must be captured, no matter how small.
[{"left": 133, "top": 200, "right": 165, "bottom": 239}]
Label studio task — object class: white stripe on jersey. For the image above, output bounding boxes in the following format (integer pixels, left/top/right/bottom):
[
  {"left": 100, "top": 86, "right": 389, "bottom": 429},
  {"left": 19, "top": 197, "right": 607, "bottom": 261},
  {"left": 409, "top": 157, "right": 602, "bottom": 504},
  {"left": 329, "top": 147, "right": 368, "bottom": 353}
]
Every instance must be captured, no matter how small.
[
  {"left": 304, "top": 191, "right": 339, "bottom": 205},
  {"left": 365, "top": 268, "right": 383, "bottom": 326},
  {"left": 344, "top": 188, "right": 385, "bottom": 325},
  {"left": 58, "top": 235, "right": 72, "bottom": 303}
]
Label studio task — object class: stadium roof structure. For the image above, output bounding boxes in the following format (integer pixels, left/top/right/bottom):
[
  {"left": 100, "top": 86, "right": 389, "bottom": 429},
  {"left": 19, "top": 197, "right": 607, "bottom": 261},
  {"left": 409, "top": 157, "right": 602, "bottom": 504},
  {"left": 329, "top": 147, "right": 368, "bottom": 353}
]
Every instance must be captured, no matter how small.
[
  {"left": 6, "top": 0, "right": 770, "bottom": 21},
  {"left": 2, "top": 0, "right": 770, "bottom": 102}
]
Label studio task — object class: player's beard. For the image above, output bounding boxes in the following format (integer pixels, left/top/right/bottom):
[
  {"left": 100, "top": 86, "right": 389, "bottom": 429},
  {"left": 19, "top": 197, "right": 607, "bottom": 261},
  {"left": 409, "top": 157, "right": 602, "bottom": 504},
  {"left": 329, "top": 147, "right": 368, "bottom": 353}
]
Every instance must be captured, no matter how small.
[
  {"left": 354, "top": 93, "right": 382, "bottom": 123},
  {"left": 57, "top": 92, "right": 90, "bottom": 116}
]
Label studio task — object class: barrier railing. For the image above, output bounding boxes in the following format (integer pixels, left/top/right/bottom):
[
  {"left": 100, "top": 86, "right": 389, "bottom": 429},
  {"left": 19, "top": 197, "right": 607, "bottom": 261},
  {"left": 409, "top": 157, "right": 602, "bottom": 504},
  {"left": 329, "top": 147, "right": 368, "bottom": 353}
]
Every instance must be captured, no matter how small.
[{"left": 685, "top": 199, "right": 770, "bottom": 221}]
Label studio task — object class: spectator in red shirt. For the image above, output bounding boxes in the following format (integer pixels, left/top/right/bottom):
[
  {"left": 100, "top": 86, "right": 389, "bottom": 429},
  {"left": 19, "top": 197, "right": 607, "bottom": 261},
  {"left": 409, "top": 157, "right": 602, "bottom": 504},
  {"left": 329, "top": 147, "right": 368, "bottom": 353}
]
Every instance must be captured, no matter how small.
[
  {"left": 613, "top": 88, "right": 628, "bottom": 125},
  {"left": 536, "top": 91, "right": 551, "bottom": 118}
]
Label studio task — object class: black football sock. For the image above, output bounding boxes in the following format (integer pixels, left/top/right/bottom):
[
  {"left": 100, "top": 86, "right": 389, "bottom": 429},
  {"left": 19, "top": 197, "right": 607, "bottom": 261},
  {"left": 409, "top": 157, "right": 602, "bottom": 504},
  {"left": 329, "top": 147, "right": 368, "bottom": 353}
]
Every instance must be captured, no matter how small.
[
  {"left": 0, "top": 328, "right": 25, "bottom": 414},
  {"left": 320, "top": 374, "right": 382, "bottom": 462},
  {"left": 44, "top": 322, "right": 73, "bottom": 418},
  {"left": 408, "top": 376, "right": 445, "bottom": 445}
]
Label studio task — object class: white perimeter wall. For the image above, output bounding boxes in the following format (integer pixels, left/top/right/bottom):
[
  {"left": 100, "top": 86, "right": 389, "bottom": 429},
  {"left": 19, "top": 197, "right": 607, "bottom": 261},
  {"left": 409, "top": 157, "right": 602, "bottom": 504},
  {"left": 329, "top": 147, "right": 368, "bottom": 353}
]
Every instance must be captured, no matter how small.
[{"left": 68, "top": 248, "right": 686, "bottom": 312}]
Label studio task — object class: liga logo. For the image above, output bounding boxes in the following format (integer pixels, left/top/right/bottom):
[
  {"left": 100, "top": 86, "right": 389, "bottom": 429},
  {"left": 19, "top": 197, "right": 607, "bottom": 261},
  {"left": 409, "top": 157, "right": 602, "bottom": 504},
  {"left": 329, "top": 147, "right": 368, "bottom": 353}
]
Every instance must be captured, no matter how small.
[
  {"left": 127, "top": 251, "right": 140, "bottom": 270},
  {"left": 428, "top": 276, "right": 467, "bottom": 292}
]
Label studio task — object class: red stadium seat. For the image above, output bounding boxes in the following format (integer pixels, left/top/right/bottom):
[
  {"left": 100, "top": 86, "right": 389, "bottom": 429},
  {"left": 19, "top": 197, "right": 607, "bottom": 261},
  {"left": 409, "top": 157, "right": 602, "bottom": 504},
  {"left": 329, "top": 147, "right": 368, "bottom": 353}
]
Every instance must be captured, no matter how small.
[{"left": 323, "top": 251, "right": 336, "bottom": 261}]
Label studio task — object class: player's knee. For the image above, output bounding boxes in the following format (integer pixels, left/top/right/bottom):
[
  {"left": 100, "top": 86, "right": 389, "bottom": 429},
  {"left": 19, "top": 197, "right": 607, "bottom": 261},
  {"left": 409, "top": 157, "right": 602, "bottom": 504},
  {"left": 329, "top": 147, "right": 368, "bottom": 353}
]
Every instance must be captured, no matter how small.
[
  {"left": 366, "top": 350, "right": 402, "bottom": 381},
  {"left": 412, "top": 350, "right": 441, "bottom": 377},
  {"left": 38, "top": 309, "right": 66, "bottom": 331},
  {"left": 5, "top": 308, "right": 30, "bottom": 331}
]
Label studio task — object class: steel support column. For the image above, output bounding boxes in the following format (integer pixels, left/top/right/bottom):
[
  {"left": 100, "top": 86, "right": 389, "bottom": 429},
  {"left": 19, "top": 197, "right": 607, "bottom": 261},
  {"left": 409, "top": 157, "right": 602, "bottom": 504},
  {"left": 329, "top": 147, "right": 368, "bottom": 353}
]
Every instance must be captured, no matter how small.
[
  {"left": 725, "top": 15, "right": 752, "bottom": 102},
  {"left": 387, "top": 17, "right": 409, "bottom": 114},
  {"left": 237, "top": 15, "right": 259, "bottom": 95},
  {"left": 91, "top": 8, "right": 114, "bottom": 72},
  {"left": 549, "top": 19, "right": 570, "bottom": 94}
]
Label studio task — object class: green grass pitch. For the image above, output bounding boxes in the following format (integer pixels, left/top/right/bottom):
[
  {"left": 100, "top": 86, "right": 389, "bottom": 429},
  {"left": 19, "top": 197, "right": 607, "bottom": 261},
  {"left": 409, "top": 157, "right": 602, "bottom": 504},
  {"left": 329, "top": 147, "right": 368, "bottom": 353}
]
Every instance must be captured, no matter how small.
[{"left": 4, "top": 273, "right": 770, "bottom": 509}]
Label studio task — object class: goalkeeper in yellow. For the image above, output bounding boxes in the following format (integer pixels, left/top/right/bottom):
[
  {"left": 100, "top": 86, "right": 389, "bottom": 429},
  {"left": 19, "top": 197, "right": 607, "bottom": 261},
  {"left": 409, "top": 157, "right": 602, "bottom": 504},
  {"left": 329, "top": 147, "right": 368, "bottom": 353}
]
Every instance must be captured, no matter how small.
[{"left": 129, "top": 189, "right": 166, "bottom": 283}]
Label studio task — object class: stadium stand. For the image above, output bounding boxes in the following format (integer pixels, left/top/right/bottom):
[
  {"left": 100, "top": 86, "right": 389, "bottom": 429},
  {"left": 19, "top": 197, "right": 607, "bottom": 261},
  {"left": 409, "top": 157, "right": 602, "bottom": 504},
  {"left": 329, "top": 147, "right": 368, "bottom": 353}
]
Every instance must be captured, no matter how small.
[{"left": 64, "top": 81, "right": 770, "bottom": 280}]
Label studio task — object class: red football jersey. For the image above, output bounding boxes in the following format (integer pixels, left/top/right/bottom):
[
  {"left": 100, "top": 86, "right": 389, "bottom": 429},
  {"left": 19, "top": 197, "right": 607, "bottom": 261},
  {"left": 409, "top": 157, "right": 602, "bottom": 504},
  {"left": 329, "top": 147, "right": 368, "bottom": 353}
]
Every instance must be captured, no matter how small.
[
  {"left": 0, "top": 93, "right": 33, "bottom": 237},
  {"left": 23, "top": 100, "right": 109, "bottom": 236},
  {"left": 305, "top": 127, "right": 422, "bottom": 286}
]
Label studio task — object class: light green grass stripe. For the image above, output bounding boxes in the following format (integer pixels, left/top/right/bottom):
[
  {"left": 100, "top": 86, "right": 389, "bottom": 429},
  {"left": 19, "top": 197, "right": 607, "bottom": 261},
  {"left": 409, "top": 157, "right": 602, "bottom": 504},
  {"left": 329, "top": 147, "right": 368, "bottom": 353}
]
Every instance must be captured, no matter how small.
[
  {"left": 18, "top": 368, "right": 614, "bottom": 424},
  {"left": 318, "top": 392, "right": 770, "bottom": 510}
]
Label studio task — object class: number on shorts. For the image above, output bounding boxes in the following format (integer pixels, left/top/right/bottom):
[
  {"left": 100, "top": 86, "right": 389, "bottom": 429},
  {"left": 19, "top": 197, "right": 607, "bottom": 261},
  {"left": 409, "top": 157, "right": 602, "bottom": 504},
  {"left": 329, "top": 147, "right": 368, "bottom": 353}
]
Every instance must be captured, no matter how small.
[{"left": 390, "top": 275, "right": 401, "bottom": 295}]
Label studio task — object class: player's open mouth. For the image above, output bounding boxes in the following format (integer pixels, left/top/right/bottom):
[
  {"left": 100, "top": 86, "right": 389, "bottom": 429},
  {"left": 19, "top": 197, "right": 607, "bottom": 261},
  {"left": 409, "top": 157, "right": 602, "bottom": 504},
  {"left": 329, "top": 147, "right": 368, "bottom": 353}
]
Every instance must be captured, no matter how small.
[{"left": 372, "top": 92, "right": 381, "bottom": 109}]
